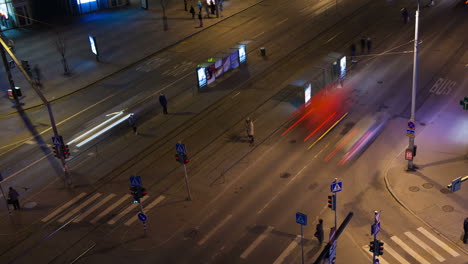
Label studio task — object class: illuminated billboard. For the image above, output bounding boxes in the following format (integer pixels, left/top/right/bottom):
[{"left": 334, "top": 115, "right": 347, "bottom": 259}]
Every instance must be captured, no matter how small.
[
  {"left": 238, "top": 45, "right": 246, "bottom": 63},
  {"left": 197, "top": 67, "right": 207, "bottom": 88},
  {"left": 78, "top": 0, "right": 97, "bottom": 4}
]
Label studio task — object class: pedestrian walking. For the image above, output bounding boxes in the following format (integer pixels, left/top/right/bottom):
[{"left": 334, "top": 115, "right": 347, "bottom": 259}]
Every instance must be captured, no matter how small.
[
  {"left": 210, "top": 0, "right": 216, "bottom": 15},
  {"left": 245, "top": 117, "right": 254, "bottom": 144},
  {"left": 159, "top": 93, "right": 168, "bottom": 114},
  {"left": 184, "top": 0, "right": 188, "bottom": 11},
  {"left": 8, "top": 187, "right": 20, "bottom": 210},
  {"left": 401, "top": 8, "right": 409, "bottom": 24},
  {"left": 190, "top": 6, "right": 195, "bottom": 19},
  {"left": 7, "top": 39, "right": 15, "bottom": 53},
  {"left": 350, "top": 43, "right": 356, "bottom": 58},
  {"left": 219, "top": 0, "right": 223, "bottom": 11},
  {"left": 33, "top": 64, "right": 42, "bottom": 88},
  {"left": 198, "top": 12, "right": 203, "bottom": 27},
  {"left": 314, "top": 219, "right": 324, "bottom": 245},
  {"left": 366, "top": 37, "right": 372, "bottom": 53},
  {"left": 128, "top": 114, "right": 138, "bottom": 135},
  {"left": 463, "top": 217, "right": 468, "bottom": 244},
  {"left": 197, "top": 0, "right": 203, "bottom": 13},
  {"left": 204, "top": 1, "right": 211, "bottom": 18},
  {"left": 360, "top": 36, "right": 366, "bottom": 54}
]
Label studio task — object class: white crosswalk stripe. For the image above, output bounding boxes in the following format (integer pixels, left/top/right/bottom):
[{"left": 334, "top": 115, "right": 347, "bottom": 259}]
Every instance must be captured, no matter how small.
[
  {"left": 391, "top": 236, "right": 431, "bottom": 264},
  {"left": 41, "top": 192, "right": 87, "bottom": 222},
  {"left": 404, "top": 232, "right": 445, "bottom": 262},
  {"left": 124, "top": 195, "right": 165, "bottom": 226},
  {"left": 384, "top": 244, "right": 410, "bottom": 264},
  {"left": 73, "top": 193, "right": 116, "bottom": 223},
  {"left": 273, "top": 235, "right": 301, "bottom": 264},
  {"left": 107, "top": 196, "right": 149, "bottom": 225},
  {"left": 417, "top": 227, "right": 460, "bottom": 257},
  {"left": 240, "top": 226, "right": 274, "bottom": 259},
  {"left": 58, "top": 193, "right": 102, "bottom": 223},
  {"left": 90, "top": 194, "right": 131, "bottom": 224}
]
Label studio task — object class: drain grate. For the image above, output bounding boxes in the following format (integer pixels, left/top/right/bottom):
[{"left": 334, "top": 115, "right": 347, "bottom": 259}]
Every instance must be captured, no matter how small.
[
  {"left": 409, "top": 186, "right": 420, "bottom": 192},
  {"left": 422, "top": 183, "right": 433, "bottom": 189},
  {"left": 442, "top": 205, "right": 454, "bottom": 212}
]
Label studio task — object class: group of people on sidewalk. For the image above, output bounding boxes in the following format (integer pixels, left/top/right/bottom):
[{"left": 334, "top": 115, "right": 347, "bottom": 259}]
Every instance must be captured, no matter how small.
[
  {"left": 188, "top": 0, "right": 224, "bottom": 27},
  {"left": 350, "top": 36, "right": 372, "bottom": 60}
]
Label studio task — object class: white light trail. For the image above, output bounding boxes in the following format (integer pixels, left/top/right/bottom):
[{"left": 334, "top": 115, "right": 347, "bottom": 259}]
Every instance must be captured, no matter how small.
[
  {"left": 76, "top": 114, "right": 132, "bottom": 148},
  {"left": 68, "top": 112, "right": 123, "bottom": 145}
]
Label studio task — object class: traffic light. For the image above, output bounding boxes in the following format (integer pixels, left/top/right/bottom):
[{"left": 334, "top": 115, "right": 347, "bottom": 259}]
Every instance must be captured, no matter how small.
[
  {"left": 183, "top": 154, "right": 189, "bottom": 164},
  {"left": 377, "top": 240, "right": 384, "bottom": 255},
  {"left": 327, "top": 195, "right": 336, "bottom": 211},
  {"left": 369, "top": 241, "right": 375, "bottom": 253},
  {"left": 130, "top": 186, "right": 140, "bottom": 203},
  {"left": 53, "top": 145, "right": 60, "bottom": 158},
  {"left": 175, "top": 153, "right": 183, "bottom": 164},
  {"left": 62, "top": 145, "right": 70, "bottom": 159}
]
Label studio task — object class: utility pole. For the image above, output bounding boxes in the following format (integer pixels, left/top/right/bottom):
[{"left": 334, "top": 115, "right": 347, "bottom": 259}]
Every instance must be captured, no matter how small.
[
  {"left": 407, "top": 1, "right": 420, "bottom": 171},
  {"left": 369, "top": 211, "right": 384, "bottom": 263},
  {"left": 0, "top": 36, "right": 72, "bottom": 187},
  {"left": 0, "top": 45, "right": 19, "bottom": 106}
]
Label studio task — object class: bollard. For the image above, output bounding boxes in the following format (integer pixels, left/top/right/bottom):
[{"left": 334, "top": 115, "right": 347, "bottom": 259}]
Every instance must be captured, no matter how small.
[{"left": 260, "top": 47, "right": 266, "bottom": 56}]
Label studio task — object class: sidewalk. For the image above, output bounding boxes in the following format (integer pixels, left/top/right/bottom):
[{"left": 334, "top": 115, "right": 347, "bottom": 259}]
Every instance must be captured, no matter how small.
[
  {"left": 0, "top": 0, "right": 263, "bottom": 117},
  {"left": 385, "top": 96, "right": 468, "bottom": 253}
]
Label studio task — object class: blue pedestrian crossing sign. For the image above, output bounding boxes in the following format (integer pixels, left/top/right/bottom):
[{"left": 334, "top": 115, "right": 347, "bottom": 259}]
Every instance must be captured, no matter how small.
[
  {"left": 138, "top": 212, "right": 147, "bottom": 222},
  {"left": 296, "top": 212, "right": 307, "bottom": 226},
  {"left": 130, "top": 176, "right": 142, "bottom": 187},
  {"left": 52, "top": 136, "right": 63, "bottom": 146},
  {"left": 176, "top": 143, "right": 186, "bottom": 154},
  {"left": 331, "top": 181, "right": 343, "bottom": 193}
]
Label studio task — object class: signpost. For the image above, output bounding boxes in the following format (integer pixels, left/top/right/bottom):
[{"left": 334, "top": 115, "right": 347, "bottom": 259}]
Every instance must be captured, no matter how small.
[
  {"left": 175, "top": 142, "right": 192, "bottom": 201},
  {"left": 130, "top": 176, "right": 147, "bottom": 235},
  {"left": 328, "top": 228, "right": 337, "bottom": 264},
  {"left": 296, "top": 212, "right": 307, "bottom": 264}
]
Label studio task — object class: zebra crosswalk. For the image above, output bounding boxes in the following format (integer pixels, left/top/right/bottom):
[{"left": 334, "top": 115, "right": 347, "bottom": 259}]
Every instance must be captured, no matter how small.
[
  {"left": 362, "top": 227, "right": 460, "bottom": 264},
  {"left": 41, "top": 192, "right": 165, "bottom": 226}
]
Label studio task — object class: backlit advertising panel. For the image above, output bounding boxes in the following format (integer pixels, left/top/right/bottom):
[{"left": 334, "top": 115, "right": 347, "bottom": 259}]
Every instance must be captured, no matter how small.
[
  {"left": 197, "top": 67, "right": 207, "bottom": 88},
  {"left": 339, "top": 56, "right": 346, "bottom": 79},
  {"left": 222, "top": 55, "right": 231, "bottom": 72},
  {"left": 206, "top": 64, "right": 216, "bottom": 85},
  {"left": 304, "top": 83, "right": 312, "bottom": 104},
  {"left": 88, "top": 35, "right": 98, "bottom": 55},
  {"left": 230, "top": 50, "right": 239, "bottom": 69},
  {"left": 214, "top": 58, "right": 223, "bottom": 78},
  {"left": 239, "top": 45, "right": 246, "bottom": 63}
]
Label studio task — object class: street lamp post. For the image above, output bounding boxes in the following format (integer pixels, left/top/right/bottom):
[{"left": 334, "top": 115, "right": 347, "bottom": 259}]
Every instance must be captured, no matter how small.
[{"left": 407, "top": 1, "right": 420, "bottom": 171}]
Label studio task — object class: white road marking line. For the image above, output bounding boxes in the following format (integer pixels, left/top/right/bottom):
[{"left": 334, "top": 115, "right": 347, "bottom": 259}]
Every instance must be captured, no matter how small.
[
  {"left": 252, "top": 31, "right": 265, "bottom": 39},
  {"left": 276, "top": 18, "right": 289, "bottom": 26},
  {"left": 391, "top": 236, "right": 431, "bottom": 264},
  {"left": 73, "top": 193, "right": 116, "bottom": 223},
  {"left": 231, "top": 92, "right": 240, "bottom": 98},
  {"left": 90, "top": 194, "right": 131, "bottom": 224},
  {"left": 107, "top": 196, "right": 149, "bottom": 225},
  {"left": 124, "top": 195, "right": 165, "bottom": 226},
  {"left": 384, "top": 244, "right": 410, "bottom": 264},
  {"left": 58, "top": 193, "right": 102, "bottom": 223},
  {"left": 405, "top": 232, "right": 445, "bottom": 262},
  {"left": 314, "top": 143, "right": 330, "bottom": 158},
  {"left": 325, "top": 31, "right": 342, "bottom": 44},
  {"left": 361, "top": 246, "right": 389, "bottom": 264},
  {"left": 273, "top": 235, "right": 301, "bottom": 264},
  {"left": 198, "top": 214, "right": 233, "bottom": 246},
  {"left": 417, "top": 227, "right": 460, "bottom": 257},
  {"left": 41, "top": 192, "right": 87, "bottom": 222},
  {"left": 240, "top": 226, "right": 274, "bottom": 259}
]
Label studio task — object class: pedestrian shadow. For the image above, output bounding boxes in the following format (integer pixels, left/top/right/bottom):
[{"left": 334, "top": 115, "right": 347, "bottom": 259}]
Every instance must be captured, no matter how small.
[
  {"left": 306, "top": 245, "right": 322, "bottom": 259},
  {"left": 224, "top": 133, "right": 245, "bottom": 143}
]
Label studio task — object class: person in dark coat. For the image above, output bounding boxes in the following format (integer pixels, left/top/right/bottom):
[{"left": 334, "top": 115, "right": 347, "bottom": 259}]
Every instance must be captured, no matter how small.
[
  {"left": 210, "top": 0, "right": 216, "bottom": 15},
  {"left": 198, "top": 12, "right": 203, "bottom": 27},
  {"left": 159, "top": 93, "right": 168, "bottom": 114},
  {"left": 190, "top": 6, "right": 195, "bottom": 19},
  {"left": 245, "top": 117, "right": 254, "bottom": 144},
  {"left": 463, "top": 217, "right": 468, "bottom": 244},
  {"left": 401, "top": 8, "right": 409, "bottom": 24},
  {"left": 366, "top": 37, "right": 372, "bottom": 53},
  {"left": 360, "top": 36, "right": 366, "bottom": 54},
  {"left": 350, "top": 43, "right": 356, "bottom": 58},
  {"left": 8, "top": 187, "right": 20, "bottom": 210},
  {"left": 128, "top": 114, "right": 138, "bottom": 135},
  {"left": 315, "top": 219, "right": 324, "bottom": 245}
]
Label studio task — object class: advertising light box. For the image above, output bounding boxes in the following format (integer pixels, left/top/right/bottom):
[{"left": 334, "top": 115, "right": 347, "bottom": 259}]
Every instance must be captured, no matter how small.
[
  {"left": 304, "top": 83, "right": 312, "bottom": 104},
  {"left": 239, "top": 45, "right": 246, "bottom": 63},
  {"left": 197, "top": 67, "right": 207, "bottom": 88},
  {"left": 339, "top": 56, "right": 346, "bottom": 79},
  {"left": 88, "top": 35, "right": 98, "bottom": 55}
]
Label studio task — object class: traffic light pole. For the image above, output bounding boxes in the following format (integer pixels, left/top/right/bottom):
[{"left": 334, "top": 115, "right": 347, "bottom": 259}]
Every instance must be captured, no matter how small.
[
  {"left": 333, "top": 179, "right": 338, "bottom": 229},
  {"left": 0, "top": 36, "right": 72, "bottom": 187},
  {"left": 407, "top": 1, "right": 420, "bottom": 171},
  {"left": 183, "top": 164, "right": 192, "bottom": 201},
  {"left": 139, "top": 202, "right": 147, "bottom": 236}
]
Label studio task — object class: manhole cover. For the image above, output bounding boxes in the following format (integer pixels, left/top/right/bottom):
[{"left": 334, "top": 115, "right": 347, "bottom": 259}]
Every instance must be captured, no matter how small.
[
  {"left": 442, "top": 205, "right": 454, "bottom": 212},
  {"left": 280, "top": 172, "right": 291, "bottom": 179},
  {"left": 289, "top": 140, "right": 296, "bottom": 144},
  {"left": 409, "top": 186, "right": 420, "bottom": 192},
  {"left": 422, "top": 183, "right": 433, "bottom": 189},
  {"left": 184, "top": 228, "right": 199, "bottom": 239},
  {"left": 377, "top": 81, "right": 383, "bottom": 84},
  {"left": 440, "top": 188, "right": 450, "bottom": 194}
]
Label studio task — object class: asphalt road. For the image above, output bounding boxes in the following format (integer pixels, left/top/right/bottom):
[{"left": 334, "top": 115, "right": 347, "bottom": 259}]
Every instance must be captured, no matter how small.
[{"left": 0, "top": 0, "right": 467, "bottom": 263}]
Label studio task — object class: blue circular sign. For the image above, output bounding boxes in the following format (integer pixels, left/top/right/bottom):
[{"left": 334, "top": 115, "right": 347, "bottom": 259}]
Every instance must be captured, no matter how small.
[
  {"left": 138, "top": 213, "right": 147, "bottom": 222},
  {"left": 407, "top": 121, "right": 415, "bottom": 130}
]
